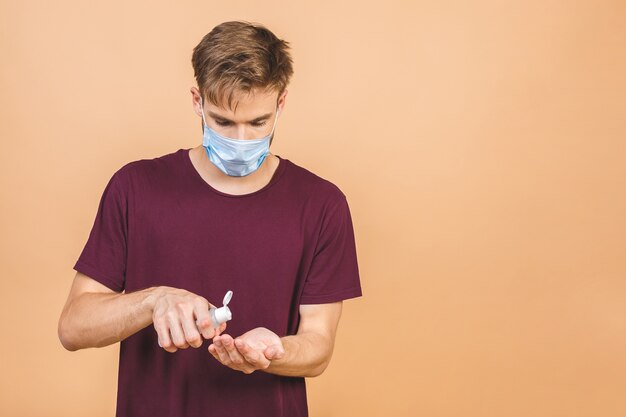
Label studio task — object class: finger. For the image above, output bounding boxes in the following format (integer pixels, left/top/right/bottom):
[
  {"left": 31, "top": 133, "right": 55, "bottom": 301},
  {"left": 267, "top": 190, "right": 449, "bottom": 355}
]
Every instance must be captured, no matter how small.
[
  {"left": 212, "top": 336, "right": 232, "bottom": 364},
  {"left": 154, "top": 321, "right": 177, "bottom": 353},
  {"left": 208, "top": 343, "right": 219, "bottom": 359},
  {"left": 193, "top": 299, "right": 215, "bottom": 339},
  {"left": 264, "top": 343, "right": 286, "bottom": 360},
  {"left": 167, "top": 314, "right": 190, "bottom": 349},
  {"left": 221, "top": 335, "right": 248, "bottom": 367},
  {"left": 235, "top": 338, "right": 270, "bottom": 368},
  {"left": 180, "top": 309, "right": 203, "bottom": 348},
  {"left": 214, "top": 322, "right": 227, "bottom": 337},
  {"left": 195, "top": 316, "right": 216, "bottom": 340}
]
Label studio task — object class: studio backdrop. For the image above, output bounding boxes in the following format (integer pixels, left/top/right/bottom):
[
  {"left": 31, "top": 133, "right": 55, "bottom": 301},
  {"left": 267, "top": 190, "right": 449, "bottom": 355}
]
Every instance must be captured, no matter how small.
[{"left": 1, "top": 1, "right": 625, "bottom": 416}]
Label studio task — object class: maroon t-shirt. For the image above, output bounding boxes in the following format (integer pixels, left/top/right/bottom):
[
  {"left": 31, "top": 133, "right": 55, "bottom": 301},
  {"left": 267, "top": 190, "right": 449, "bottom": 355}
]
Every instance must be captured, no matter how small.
[{"left": 72, "top": 148, "right": 363, "bottom": 417}]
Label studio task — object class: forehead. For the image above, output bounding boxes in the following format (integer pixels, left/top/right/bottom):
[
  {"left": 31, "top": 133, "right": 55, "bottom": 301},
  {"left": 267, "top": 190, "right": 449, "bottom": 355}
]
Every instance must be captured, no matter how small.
[{"left": 206, "top": 88, "right": 278, "bottom": 118}]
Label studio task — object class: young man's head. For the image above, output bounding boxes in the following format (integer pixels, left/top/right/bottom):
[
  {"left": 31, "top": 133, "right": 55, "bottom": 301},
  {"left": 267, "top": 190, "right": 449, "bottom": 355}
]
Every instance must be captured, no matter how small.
[{"left": 190, "top": 21, "right": 294, "bottom": 146}]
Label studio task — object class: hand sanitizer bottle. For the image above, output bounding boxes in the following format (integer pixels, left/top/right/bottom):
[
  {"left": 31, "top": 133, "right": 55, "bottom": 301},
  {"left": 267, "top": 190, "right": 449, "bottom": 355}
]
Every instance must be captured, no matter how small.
[{"left": 209, "top": 290, "right": 233, "bottom": 328}]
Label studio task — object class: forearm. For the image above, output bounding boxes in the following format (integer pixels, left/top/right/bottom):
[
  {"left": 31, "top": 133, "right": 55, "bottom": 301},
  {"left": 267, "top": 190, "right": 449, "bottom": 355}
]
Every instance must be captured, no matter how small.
[
  {"left": 263, "top": 331, "right": 333, "bottom": 378},
  {"left": 58, "top": 286, "right": 162, "bottom": 351}
]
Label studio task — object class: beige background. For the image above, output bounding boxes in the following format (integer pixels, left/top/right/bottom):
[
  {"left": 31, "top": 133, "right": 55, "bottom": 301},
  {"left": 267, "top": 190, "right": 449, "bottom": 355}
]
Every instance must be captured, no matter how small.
[{"left": 1, "top": 0, "right": 625, "bottom": 416}]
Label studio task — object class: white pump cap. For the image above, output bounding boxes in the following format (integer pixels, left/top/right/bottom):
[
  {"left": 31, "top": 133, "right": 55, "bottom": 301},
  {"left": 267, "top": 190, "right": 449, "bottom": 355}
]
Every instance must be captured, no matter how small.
[{"left": 210, "top": 290, "right": 233, "bottom": 327}]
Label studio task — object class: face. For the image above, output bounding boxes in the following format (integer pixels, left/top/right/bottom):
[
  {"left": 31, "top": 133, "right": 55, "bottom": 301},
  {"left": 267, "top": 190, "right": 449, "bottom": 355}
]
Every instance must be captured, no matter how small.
[{"left": 191, "top": 86, "right": 287, "bottom": 143}]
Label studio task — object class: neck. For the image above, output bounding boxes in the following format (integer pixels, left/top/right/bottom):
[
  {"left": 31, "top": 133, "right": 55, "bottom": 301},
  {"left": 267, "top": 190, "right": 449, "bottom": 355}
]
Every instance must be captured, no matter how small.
[{"left": 191, "top": 146, "right": 280, "bottom": 194}]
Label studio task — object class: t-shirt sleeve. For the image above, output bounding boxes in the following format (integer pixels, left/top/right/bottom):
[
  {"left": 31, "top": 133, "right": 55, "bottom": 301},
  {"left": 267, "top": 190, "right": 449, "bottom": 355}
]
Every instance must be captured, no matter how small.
[
  {"left": 300, "top": 194, "right": 363, "bottom": 304},
  {"left": 73, "top": 169, "right": 128, "bottom": 293}
]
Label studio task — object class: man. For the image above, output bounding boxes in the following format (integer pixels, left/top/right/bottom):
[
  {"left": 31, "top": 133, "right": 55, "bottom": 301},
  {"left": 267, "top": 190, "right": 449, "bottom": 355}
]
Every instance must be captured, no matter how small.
[{"left": 58, "top": 20, "right": 362, "bottom": 417}]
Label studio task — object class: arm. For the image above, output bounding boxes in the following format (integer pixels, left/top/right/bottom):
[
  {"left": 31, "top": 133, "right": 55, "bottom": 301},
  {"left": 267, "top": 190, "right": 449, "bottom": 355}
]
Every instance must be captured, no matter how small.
[
  {"left": 58, "top": 272, "right": 225, "bottom": 351},
  {"left": 58, "top": 272, "right": 159, "bottom": 351},
  {"left": 209, "top": 301, "right": 343, "bottom": 378},
  {"left": 266, "top": 302, "right": 342, "bottom": 377}
]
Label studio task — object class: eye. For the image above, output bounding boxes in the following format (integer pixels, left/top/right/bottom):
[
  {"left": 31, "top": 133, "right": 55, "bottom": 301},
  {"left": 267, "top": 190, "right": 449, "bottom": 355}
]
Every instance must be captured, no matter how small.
[{"left": 215, "top": 120, "right": 267, "bottom": 127}]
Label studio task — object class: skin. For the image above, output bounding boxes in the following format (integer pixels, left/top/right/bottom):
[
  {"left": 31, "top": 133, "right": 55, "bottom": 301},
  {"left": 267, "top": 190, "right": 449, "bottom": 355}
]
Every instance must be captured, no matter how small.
[
  {"left": 57, "top": 86, "right": 344, "bottom": 378},
  {"left": 58, "top": 273, "right": 228, "bottom": 352}
]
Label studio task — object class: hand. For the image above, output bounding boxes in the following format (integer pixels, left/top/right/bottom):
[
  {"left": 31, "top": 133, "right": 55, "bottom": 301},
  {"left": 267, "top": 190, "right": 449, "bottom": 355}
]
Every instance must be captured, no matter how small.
[
  {"left": 208, "top": 327, "right": 285, "bottom": 374},
  {"left": 152, "top": 286, "right": 227, "bottom": 353}
]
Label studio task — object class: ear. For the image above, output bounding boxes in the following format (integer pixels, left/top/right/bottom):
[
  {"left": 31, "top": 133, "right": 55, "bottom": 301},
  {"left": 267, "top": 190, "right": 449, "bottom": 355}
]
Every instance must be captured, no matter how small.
[
  {"left": 277, "top": 89, "right": 288, "bottom": 116},
  {"left": 190, "top": 86, "right": 203, "bottom": 117}
]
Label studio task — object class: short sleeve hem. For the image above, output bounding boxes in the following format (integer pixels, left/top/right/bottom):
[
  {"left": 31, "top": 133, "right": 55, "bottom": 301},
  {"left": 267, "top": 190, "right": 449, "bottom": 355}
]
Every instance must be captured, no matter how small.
[
  {"left": 73, "top": 259, "right": 125, "bottom": 293},
  {"left": 299, "top": 285, "right": 363, "bottom": 304}
]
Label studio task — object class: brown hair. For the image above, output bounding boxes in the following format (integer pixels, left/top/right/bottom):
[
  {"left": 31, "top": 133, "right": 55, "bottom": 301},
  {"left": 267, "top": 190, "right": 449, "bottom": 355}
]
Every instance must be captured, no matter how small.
[{"left": 191, "top": 21, "right": 294, "bottom": 112}]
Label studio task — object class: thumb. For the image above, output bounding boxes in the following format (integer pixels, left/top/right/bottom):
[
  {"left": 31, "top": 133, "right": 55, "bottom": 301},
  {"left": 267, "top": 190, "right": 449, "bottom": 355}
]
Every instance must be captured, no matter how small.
[{"left": 266, "top": 345, "right": 285, "bottom": 360}]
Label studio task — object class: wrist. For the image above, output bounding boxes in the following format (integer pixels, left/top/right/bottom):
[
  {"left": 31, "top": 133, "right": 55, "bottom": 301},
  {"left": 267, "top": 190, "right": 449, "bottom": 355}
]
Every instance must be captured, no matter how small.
[{"left": 142, "top": 286, "right": 167, "bottom": 314}]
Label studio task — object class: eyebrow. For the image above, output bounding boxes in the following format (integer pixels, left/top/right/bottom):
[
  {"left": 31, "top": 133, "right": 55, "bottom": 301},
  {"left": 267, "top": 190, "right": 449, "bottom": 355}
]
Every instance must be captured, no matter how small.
[{"left": 207, "top": 111, "right": 273, "bottom": 123}]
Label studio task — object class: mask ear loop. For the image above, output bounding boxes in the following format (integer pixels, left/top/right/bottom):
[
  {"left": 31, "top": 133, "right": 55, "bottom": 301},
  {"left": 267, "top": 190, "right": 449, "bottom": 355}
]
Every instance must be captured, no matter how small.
[
  {"left": 200, "top": 97, "right": 208, "bottom": 128},
  {"left": 267, "top": 106, "right": 280, "bottom": 138}
]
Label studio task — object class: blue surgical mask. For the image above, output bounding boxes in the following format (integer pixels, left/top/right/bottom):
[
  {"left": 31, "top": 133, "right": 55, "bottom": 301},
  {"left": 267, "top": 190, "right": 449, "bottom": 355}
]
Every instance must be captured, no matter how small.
[{"left": 200, "top": 98, "right": 279, "bottom": 177}]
